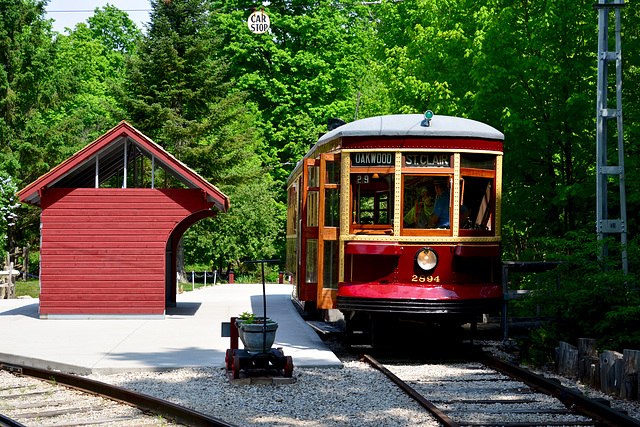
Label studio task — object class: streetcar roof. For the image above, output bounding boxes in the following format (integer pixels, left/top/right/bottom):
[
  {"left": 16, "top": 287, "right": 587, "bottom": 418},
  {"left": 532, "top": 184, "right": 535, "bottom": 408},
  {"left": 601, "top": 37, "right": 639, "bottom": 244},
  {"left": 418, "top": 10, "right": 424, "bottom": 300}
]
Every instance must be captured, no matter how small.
[
  {"left": 317, "top": 114, "right": 504, "bottom": 146},
  {"left": 287, "top": 114, "right": 504, "bottom": 184}
]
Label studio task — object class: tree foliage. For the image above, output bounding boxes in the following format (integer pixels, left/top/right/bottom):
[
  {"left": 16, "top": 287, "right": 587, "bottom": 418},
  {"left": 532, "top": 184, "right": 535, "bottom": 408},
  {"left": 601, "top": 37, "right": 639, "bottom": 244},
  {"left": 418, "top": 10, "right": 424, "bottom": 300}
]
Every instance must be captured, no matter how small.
[
  {"left": 87, "top": 4, "right": 142, "bottom": 54},
  {"left": 0, "top": 172, "right": 19, "bottom": 253},
  {"left": 119, "top": 0, "right": 281, "bottom": 270},
  {"left": 0, "top": 0, "right": 78, "bottom": 184},
  {"left": 1, "top": 0, "right": 638, "bottom": 292},
  {"left": 371, "top": 0, "right": 604, "bottom": 250},
  {"left": 209, "top": 0, "right": 382, "bottom": 183},
  {"left": 512, "top": 231, "right": 640, "bottom": 357}
]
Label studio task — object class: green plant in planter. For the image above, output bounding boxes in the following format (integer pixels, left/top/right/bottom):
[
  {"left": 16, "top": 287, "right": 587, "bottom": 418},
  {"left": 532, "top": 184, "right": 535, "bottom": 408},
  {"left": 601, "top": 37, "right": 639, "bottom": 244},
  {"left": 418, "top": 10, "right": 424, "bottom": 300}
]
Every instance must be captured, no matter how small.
[
  {"left": 236, "top": 312, "right": 278, "bottom": 353},
  {"left": 238, "top": 312, "right": 257, "bottom": 323},
  {"left": 237, "top": 312, "right": 273, "bottom": 324}
]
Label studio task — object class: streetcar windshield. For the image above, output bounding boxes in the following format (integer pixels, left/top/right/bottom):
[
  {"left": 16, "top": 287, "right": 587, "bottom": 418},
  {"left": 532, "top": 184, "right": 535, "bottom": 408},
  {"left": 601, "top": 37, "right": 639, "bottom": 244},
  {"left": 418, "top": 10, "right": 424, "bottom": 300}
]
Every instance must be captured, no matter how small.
[{"left": 403, "top": 176, "right": 451, "bottom": 229}]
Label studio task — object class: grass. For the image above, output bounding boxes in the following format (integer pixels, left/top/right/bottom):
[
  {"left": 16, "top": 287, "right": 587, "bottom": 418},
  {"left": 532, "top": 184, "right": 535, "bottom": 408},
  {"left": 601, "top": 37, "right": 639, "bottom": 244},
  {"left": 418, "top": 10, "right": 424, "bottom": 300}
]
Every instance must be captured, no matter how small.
[
  {"left": 11, "top": 275, "right": 284, "bottom": 299},
  {"left": 14, "top": 279, "right": 40, "bottom": 298},
  {"left": 13, "top": 278, "right": 223, "bottom": 298}
]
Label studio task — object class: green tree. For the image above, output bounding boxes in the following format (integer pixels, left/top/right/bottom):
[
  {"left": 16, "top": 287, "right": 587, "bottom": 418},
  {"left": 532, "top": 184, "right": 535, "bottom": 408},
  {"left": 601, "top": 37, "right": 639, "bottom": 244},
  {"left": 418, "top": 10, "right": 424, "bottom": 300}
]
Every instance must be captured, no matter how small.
[
  {"left": 210, "top": 0, "right": 380, "bottom": 184},
  {"left": 121, "top": 0, "right": 281, "bottom": 270},
  {"left": 46, "top": 21, "right": 134, "bottom": 149},
  {"left": 0, "top": 0, "right": 85, "bottom": 250},
  {"left": 87, "top": 4, "right": 142, "bottom": 54},
  {"left": 0, "top": 172, "right": 19, "bottom": 253},
  {"left": 371, "top": 0, "right": 602, "bottom": 257},
  {"left": 470, "top": 0, "right": 597, "bottom": 249},
  {"left": 620, "top": 1, "right": 640, "bottom": 236},
  {"left": 0, "top": 0, "right": 78, "bottom": 184},
  {"left": 372, "top": 0, "right": 479, "bottom": 116}
]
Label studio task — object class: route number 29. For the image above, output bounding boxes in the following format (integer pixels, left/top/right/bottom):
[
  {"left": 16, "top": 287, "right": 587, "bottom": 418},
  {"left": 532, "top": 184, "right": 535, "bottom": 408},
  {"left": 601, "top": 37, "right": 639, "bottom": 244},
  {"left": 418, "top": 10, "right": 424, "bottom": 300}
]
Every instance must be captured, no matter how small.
[
  {"left": 356, "top": 175, "right": 370, "bottom": 184},
  {"left": 411, "top": 275, "right": 440, "bottom": 283}
]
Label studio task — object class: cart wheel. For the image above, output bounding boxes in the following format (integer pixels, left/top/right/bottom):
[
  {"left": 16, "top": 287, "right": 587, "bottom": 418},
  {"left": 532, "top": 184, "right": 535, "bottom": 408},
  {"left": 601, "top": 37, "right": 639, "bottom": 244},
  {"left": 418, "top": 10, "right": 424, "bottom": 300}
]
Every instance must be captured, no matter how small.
[
  {"left": 232, "top": 355, "right": 241, "bottom": 379},
  {"left": 225, "top": 349, "right": 233, "bottom": 370},
  {"left": 283, "top": 356, "right": 294, "bottom": 377}
]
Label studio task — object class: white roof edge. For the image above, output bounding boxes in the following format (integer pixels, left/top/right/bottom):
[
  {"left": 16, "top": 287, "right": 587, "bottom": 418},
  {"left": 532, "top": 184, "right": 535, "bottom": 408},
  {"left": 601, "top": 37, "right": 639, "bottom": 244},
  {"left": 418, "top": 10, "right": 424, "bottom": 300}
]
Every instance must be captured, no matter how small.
[{"left": 317, "top": 114, "right": 504, "bottom": 145}]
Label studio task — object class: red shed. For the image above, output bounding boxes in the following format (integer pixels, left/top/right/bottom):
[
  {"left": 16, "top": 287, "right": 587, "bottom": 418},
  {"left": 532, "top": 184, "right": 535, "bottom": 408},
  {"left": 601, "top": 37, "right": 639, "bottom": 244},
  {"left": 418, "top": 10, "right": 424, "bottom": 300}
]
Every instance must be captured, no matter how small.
[{"left": 18, "top": 122, "right": 229, "bottom": 319}]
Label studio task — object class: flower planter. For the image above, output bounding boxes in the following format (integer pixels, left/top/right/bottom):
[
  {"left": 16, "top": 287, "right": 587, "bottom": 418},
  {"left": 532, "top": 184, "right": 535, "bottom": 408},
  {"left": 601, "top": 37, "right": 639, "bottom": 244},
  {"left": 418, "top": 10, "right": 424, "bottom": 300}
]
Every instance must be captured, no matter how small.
[{"left": 237, "top": 319, "right": 278, "bottom": 353}]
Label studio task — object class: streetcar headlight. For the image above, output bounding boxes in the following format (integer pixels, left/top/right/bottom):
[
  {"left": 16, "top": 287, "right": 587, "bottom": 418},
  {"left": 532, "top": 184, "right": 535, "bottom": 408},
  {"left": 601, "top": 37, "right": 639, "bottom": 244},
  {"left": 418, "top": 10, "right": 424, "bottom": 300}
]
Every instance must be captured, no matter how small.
[{"left": 415, "top": 247, "right": 438, "bottom": 272}]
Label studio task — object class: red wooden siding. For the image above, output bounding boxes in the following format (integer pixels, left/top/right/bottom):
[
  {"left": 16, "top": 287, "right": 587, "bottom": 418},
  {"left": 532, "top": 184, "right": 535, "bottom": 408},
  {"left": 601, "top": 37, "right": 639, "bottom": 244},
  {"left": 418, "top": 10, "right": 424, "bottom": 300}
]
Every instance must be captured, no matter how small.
[{"left": 39, "top": 188, "right": 213, "bottom": 315}]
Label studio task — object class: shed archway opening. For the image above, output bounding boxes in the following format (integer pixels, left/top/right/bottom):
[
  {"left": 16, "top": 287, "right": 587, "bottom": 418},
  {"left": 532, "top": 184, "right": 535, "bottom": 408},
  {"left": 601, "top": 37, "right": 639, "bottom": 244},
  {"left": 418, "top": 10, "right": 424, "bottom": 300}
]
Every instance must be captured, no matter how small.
[{"left": 165, "top": 211, "right": 219, "bottom": 308}]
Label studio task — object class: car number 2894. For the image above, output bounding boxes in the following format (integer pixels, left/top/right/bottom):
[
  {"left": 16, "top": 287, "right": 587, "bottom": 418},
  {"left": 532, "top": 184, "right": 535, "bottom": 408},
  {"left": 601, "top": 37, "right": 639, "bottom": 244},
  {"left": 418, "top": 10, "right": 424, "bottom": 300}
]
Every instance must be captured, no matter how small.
[{"left": 411, "top": 275, "right": 440, "bottom": 283}]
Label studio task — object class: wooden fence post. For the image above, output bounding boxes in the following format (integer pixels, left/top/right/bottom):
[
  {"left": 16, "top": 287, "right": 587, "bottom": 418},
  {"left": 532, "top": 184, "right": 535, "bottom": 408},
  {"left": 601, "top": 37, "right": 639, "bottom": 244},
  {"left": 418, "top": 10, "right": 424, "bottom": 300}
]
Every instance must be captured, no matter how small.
[
  {"left": 587, "top": 355, "right": 601, "bottom": 390},
  {"left": 0, "top": 260, "right": 16, "bottom": 299},
  {"left": 1, "top": 252, "right": 8, "bottom": 299},
  {"left": 22, "top": 244, "right": 29, "bottom": 281},
  {"left": 9, "top": 261, "right": 15, "bottom": 299},
  {"left": 621, "top": 349, "right": 640, "bottom": 401},
  {"left": 557, "top": 341, "right": 578, "bottom": 377},
  {"left": 600, "top": 350, "right": 623, "bottom": 395},
  {"left": 578, "top": 338, "right": 597, "bottom": 383}
]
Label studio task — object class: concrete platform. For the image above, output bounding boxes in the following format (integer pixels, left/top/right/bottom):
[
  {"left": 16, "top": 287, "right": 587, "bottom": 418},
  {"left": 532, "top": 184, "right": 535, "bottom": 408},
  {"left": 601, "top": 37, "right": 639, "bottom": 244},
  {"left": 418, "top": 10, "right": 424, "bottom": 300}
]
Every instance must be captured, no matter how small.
[{"left": 0, "top": 283, "right": 342, "bottom": 374}]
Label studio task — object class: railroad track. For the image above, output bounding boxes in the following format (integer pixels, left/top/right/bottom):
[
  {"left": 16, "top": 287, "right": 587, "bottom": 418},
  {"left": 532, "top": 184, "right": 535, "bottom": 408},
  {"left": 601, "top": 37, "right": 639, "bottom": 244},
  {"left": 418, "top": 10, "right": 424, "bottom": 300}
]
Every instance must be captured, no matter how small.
[
  {"left": 362, "top": 350, "right": 640, "bottom": 427},
  {"left": 0, "top": 362, "right": 235, "bottom": 427}
]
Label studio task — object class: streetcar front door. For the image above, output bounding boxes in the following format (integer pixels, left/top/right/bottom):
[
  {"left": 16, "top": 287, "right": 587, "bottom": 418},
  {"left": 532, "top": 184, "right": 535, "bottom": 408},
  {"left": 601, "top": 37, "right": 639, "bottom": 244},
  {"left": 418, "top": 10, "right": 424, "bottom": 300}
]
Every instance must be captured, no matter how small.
[
  {"left": 298, "top": 158, "right": 320, "bottom": 305},
  {"left": 316, "top": 153, "right": 340, "bottom": 309}
]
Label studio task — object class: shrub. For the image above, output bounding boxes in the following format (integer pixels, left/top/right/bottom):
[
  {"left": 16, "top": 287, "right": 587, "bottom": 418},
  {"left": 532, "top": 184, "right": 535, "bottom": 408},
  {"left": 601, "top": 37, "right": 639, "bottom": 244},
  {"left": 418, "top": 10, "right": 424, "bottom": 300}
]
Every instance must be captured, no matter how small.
[{"left": 509, "top": 231, "right": 640, "bottom": 365}]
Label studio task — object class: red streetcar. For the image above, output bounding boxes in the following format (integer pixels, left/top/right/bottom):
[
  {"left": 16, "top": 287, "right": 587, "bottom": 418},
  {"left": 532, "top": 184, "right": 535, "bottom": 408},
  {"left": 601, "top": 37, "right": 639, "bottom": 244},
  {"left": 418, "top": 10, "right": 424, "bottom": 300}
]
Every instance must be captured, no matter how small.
[{"left": 285, "top": 112, "right": 504, "bottom": 344}]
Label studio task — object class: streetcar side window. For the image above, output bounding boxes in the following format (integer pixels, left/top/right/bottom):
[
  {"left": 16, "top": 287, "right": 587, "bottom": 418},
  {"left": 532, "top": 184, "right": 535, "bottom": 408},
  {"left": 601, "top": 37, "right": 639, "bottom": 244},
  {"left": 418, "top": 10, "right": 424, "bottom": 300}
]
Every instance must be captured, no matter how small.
[
  {"left": 350, "top": 173, "right": 394, "bottom": 228},
  {"left": 461, "top": 176, "right": 493, "bottom": 231},
  {"left": 460, "top": 154, "right": 496, "bottom": 232},
  {"left": 287, "top": 181, "right": 298, "bottom": 235},
  {"left": 323, "top": 240, "right": 339, "bottom": 289},
  {"left": 325, "top": 160, "right": 340, "bottom": 184},
  {"left": 306, "top": 163, "right": 319, "bottom": 228},
  {"left": 305, "top": 239, "right": 318, "bottom": 283},
  {"left": 325, "top": 187, "right": 340, "bottom": 227},
  {"left": 403, "top": 175, "right": 451, "bottom": 229}
]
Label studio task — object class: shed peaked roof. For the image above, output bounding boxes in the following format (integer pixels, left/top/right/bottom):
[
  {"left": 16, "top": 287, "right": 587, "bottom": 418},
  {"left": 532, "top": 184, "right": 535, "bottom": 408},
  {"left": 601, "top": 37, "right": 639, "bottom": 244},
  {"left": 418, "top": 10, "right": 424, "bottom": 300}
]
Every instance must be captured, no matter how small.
[{"left": 18, "top": 121, "right": 229, "bottom": 212}]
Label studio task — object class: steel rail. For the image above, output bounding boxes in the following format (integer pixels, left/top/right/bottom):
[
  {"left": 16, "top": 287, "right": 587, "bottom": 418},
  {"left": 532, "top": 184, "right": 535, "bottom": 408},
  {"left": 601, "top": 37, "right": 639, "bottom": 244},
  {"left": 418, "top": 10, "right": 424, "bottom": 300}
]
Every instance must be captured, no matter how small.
[
  {"left": 475, "top": 350, "right": 640, "bottom": 427},
  {"left": 0, "top": 413, "right": 27, "bottom": 427},
  {"left": 0, "top": 362, "right": 236, "bottom": 427},
  {"left": 361, "top": 354, "right": 460, "bottom": 427}
]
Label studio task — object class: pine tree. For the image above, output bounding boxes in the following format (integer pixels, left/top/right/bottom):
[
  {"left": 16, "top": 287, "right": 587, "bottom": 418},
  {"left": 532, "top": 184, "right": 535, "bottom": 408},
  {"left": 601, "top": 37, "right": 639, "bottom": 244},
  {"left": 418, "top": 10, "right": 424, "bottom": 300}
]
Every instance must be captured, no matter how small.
[
  {"left": 120, "top": 0, "right": 281, "bottom": 273},
  {"left": 0, "top": 0, "right": 77, "bottom": 183}
]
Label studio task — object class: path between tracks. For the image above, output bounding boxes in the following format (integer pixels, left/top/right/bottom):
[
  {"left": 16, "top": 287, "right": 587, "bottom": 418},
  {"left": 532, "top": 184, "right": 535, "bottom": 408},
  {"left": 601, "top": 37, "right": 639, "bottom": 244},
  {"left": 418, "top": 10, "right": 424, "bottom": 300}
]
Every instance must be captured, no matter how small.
[{"left": 0, "top": 283, "right": 342, "bottom": 374}]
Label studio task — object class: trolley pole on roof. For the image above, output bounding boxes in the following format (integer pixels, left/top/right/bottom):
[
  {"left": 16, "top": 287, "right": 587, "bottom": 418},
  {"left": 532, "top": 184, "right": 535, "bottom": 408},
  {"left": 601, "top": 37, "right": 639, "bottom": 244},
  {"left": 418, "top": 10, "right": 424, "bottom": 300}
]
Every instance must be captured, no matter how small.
[{"left": 595, "top": 0, "right": 628, "bottom": 274}]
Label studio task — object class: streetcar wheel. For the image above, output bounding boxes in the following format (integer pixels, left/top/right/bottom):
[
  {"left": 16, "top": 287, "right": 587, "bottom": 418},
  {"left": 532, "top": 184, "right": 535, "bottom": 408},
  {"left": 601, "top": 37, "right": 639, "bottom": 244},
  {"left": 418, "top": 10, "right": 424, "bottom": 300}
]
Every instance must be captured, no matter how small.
[
  {"left": 344, "top": 312, "right": 373, "bottom": 348},
  {"left": 283, "top": 356, "right": 294, "bottom": 377},
  {"left": 232, "top": 355, "right": 241, "bottom": 379}
]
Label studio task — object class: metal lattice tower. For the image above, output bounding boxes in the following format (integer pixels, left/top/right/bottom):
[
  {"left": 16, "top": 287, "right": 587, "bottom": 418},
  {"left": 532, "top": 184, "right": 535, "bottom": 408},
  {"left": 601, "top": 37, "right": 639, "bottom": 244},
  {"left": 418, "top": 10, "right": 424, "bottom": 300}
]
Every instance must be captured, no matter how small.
[{"left": 595, "top": 0, "right": 628, "bottom": 274}]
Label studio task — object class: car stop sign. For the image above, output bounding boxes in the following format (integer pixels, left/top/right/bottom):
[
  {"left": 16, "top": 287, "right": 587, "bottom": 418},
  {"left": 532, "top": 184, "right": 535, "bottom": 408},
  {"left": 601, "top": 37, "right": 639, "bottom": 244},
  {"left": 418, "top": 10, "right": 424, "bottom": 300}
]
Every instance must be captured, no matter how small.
[{"left": 248, "top": 10, "right": 270, "bottom": 34}]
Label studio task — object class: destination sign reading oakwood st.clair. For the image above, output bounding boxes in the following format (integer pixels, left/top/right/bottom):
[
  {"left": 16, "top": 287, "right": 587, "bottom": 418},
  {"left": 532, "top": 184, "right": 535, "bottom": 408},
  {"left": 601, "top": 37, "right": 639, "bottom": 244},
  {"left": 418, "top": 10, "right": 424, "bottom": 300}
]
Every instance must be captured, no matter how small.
[
  {"left": 404, "top": 153, "right": 450, "bottom": 167},
  {"left": 351, "top": 152, "right": 394, "bottom": 166}
]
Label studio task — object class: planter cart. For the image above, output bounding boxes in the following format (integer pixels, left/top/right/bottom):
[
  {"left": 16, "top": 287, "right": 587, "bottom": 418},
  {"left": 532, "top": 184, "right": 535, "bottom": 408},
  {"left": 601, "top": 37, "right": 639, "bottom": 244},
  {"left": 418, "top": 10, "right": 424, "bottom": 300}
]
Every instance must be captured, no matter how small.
[
  {"left": 226, "top": 347, "right": 293, "bottom": 379},
  {"left": 225, "top": 259, "right": 293, "bottom": 379}
]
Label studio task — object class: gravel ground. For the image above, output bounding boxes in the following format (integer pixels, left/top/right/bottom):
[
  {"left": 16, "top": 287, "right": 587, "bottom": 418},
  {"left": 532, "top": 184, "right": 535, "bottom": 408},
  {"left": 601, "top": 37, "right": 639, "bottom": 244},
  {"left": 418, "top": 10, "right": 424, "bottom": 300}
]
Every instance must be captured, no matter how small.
[
  {"left": 89, "top": 359, "right": 440, "bottom": 426},
  {"left": 386, "top": 362, "right": 593, "bottom": 425},
  {"left": 0, "top": 370, "right": 166, "bottom": 426},
  {"left": 479, "top": 340, "right": 640, "bottom": 421},
  {"left": 83, "top": 339, "right": 640, "bottom": 426},
  {"left": 1, "top": 337, "right": 638, "bottom": 426}
]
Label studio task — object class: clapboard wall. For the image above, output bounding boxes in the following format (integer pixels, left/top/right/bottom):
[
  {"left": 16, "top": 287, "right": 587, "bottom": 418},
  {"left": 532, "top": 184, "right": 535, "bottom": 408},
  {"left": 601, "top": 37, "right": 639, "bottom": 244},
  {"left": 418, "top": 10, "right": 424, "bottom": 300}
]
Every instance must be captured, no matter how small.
[{"left": 39, "top": 187, "right": 213, "bottom": 317}]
